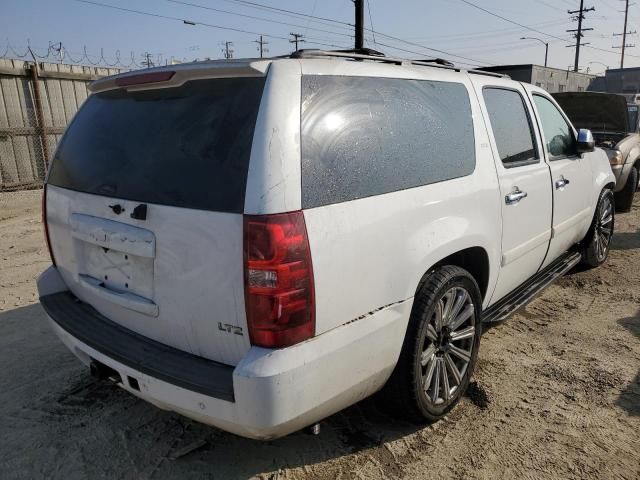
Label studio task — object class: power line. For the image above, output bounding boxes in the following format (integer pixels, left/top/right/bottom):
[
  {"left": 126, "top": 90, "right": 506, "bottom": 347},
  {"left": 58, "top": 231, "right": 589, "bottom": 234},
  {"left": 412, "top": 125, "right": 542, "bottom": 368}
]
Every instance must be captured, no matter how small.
[
  {"left": 74, "top": 0, "right": 290, "bottom": 41},
  {"left": 367, "top": 30, "right": 496, "bottom": 65},
  {"left": 164, "top": 0, "right": 353, "bottom": 39},
  {"left": 78, "top": 0, "right": 493, "bottom": 66},
  {"left": 403, "top": 20, "right": 571, "bottom": 43},
  {"left": 373, "top": 41, "right": 484, "bottom": 69},
  {"left": 216, "top": 0, "right": 353, "bottom": 27},
  {"left": 366, "top": 0, "right": 378, "bottom": 49},
  {"left": 533, "top": 0, "right": 567, "bottom": 13},
  {"left": 167, "top": 0, "right": 494, "bottom": 65},
  {"left": 457, "top": 0, "right": 640, "bottom": 60}
]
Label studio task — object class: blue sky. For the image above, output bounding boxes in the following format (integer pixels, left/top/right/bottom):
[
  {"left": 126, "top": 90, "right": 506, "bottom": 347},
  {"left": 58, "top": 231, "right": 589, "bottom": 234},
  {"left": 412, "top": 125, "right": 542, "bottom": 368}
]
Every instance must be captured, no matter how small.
[{"left": 2, "top": 0, "right": 639, "bottom": 73}]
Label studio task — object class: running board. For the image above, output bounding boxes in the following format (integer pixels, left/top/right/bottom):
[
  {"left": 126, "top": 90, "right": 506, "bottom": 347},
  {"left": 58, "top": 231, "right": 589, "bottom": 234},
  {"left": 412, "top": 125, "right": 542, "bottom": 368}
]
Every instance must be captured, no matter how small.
[{"left": 482, "top": 251, "right": 582, "bottom": 324}]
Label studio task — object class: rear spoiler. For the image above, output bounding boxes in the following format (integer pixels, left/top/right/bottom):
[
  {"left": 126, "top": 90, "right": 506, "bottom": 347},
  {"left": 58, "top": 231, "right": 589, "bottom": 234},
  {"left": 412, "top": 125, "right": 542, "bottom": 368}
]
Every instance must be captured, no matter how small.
[{"left": 89, "top": 59, "right": 271, "bottom": 93}]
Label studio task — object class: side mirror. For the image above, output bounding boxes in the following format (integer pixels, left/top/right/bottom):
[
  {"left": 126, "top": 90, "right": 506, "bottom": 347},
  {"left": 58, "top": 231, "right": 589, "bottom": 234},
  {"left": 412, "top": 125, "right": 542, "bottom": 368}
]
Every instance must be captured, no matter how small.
[{"left": 576, "top": 128, "right": 595, "bottom": 153}]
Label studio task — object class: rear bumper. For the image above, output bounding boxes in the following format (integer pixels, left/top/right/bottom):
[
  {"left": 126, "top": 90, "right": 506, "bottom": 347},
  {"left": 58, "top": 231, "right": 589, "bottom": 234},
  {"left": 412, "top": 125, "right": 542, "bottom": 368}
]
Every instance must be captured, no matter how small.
[{"left": 38, "top": 266, "right": 410, "bottom": 439}]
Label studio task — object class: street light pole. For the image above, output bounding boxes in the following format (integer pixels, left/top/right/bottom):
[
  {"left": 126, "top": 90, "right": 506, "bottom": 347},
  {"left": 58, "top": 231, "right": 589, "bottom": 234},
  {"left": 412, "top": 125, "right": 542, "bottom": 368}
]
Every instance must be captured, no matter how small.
[{"left": 520, "top": 37, "right": 549, "bottom": 67}]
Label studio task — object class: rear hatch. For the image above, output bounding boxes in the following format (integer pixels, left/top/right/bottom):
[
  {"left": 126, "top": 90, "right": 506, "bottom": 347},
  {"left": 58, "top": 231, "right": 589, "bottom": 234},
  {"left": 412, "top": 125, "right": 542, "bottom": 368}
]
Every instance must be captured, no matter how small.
[{"left": 45, "top": 65, "right": 267, "bottom": 365}]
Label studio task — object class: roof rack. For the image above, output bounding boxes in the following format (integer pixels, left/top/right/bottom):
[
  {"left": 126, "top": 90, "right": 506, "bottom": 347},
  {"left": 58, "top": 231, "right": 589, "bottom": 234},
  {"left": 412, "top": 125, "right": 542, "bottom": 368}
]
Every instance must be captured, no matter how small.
[
  {"left": 467, "top": 69, "right": 507, "bottom": 78},
  {"left": 290, "top": 49, "right": 461, "bottom": 72},
  {"left": 412, "top": 58, "right": 455, "bottom": 67},
  {"left": 288, "top": 49, "right": 509, "bottom": 78},
  {"left": 328, "top": 47, "right": 386, "bottom": 57}
]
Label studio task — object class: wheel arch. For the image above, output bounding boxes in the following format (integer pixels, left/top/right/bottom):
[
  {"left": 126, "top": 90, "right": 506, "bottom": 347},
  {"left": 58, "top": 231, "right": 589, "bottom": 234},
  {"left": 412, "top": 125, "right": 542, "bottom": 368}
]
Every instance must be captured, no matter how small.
[{"left": 417, "top": 247, "right": 491, "bottom": 302}]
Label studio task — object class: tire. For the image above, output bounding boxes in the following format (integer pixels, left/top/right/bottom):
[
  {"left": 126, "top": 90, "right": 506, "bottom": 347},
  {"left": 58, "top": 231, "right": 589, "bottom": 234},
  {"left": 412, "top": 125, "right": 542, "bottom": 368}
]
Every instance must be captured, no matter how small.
[
  {"left": 615, "top": 166, "right": 638, "bottom": 213},
  {"left": 382, "top": 265, "right": 482, "bottom": 422},
  {"left": 581, "top": 189, "right": 615, "bottom": 268}
]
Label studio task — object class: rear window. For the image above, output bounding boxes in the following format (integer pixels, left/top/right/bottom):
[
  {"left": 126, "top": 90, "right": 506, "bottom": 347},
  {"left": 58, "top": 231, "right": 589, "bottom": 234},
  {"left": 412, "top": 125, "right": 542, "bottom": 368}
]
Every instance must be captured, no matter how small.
[
  {"left": 300, "top": 75, "right": 475, "bottom": 208},
  {"left": 47, "top": 77, "right": 265, "bottom": 213}
]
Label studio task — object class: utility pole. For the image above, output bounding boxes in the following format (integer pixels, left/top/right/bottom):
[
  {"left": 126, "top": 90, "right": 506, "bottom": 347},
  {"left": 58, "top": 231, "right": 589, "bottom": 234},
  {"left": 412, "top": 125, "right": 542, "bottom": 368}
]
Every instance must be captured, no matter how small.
[
  {"left": 567, "top": 0, "right": 595, "bottom": 72},
  {"left": 613, "top": 0, "right": 636, "bottom": 68},
  {"left": 221, "top": 41, "right": 233, "bottom": 59},
  {"left": 354, "top": 0, "right": 364, "bottom": 50},
  {"left": 253, "top": 35, "right": 269, "bottom": 58},
  {"left": 289, "top": 33, "right": 305, "bottom": 51},
  {"left": 50, "top": 42, "right": 64, "bottom": 63},
  {"left": 141, "top": 52, "right": 154, "bottom": 68}
]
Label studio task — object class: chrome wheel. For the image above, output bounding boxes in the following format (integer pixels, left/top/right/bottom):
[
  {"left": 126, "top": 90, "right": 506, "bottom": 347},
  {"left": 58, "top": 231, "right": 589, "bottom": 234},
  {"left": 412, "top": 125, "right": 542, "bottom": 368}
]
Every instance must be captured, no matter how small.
[
  {"left": 420, "top": 286, "right": 476, "bottom": 406},
  {"left": 594, "top": 193, "right": 614, "bottom": 261}
]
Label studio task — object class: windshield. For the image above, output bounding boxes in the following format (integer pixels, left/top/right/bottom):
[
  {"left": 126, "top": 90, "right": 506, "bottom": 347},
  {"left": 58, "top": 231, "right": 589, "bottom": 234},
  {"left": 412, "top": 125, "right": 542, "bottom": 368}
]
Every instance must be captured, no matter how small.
[{"left": 47, "top": 77, "right": 265, "bottom": 213}]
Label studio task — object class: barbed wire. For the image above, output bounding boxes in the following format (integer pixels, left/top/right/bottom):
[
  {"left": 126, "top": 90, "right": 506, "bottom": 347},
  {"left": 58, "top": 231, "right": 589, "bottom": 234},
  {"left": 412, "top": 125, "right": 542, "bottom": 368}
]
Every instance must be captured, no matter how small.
[{"left": 0, "top": 40, "right": 163, "bottom": 69}]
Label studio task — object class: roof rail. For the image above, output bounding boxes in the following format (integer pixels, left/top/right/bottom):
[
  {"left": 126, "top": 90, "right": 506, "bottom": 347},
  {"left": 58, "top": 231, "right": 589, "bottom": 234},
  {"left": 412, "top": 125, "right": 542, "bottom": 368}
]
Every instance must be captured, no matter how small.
[
  {"left": 290, "top": 49, "right": 461, "bottom": 72},
  {"left": 468, "top": 69, "right": 508, "bottom": 78},
  {"left": 291, "top": 49, "right": 403, "bottom": 64},
  {"left": 330, "top": 47, "right": 386, "bottom": 57},
  {"left": 412, "top": 58, "right": 455, "bottom": 67},
  {"left": 288, "top": 49, "right": 513, "bottom": 78}
]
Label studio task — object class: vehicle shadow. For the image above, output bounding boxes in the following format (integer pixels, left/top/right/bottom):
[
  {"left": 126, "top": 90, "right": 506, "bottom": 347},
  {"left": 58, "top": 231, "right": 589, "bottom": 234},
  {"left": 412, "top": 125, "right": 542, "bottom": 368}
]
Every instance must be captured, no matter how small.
[
  {"left": 0, "top": 303, "right": 434, "bottom": 479},
  {"left": 610, "top": 229, "right": 640, "bottom": 251},
  {"left": 616, "top": 313, "right": 640, "bottom": 417}
]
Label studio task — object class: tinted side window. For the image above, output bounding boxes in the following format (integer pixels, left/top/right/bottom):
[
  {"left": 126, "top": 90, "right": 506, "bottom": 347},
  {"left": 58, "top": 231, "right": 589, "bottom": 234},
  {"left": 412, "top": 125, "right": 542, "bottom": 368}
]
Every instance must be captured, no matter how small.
[
  {"left": 533, "top": 94, "right": 577, "bottom": 158},
  {"left": 483, "top": 88, "right": 538, "bottom": 167},
  {"left": 300, "top": 75, "right": 475, "bottom": 208}
]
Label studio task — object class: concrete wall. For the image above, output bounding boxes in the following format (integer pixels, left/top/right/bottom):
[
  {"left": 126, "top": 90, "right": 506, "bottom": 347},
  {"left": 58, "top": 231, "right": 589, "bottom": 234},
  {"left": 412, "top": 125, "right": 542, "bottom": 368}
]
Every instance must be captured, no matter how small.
[
  {"left": 531, "top": 66, "right": 595, "bottom": 93},
  {"left": 479, "top": 65, "right": 596, "bottom": 94},
  {"left": 589, "top": 68, "right": 640, "bottom": 94},
  {"left": 0, "top": 58, "right": 125, "bottom": 190}
]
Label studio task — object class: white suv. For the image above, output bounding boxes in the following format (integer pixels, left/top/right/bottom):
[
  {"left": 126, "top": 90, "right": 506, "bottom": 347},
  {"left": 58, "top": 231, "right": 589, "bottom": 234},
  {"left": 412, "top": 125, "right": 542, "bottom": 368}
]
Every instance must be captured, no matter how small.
[{"left": 38, "top": 51, "right": 616, "bottom": 440}]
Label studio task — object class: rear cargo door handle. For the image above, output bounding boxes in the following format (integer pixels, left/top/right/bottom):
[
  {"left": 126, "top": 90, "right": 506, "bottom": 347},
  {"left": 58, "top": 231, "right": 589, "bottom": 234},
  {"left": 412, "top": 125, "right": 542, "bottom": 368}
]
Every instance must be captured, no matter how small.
[
  {"left": 555, "top": 176, "right": 570, "bottom": 189},
  {"left": 505, "top": 188, "right": 528, "bottom": 205}
]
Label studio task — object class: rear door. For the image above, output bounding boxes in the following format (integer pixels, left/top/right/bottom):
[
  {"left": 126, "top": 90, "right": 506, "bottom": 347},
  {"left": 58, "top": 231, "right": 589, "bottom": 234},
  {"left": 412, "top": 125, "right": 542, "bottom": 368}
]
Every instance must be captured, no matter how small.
[
  {"left": 472, "top": 77, "right": 552, "bottom": 302},
  {"left": 527, "top": 90, "right": 592, "bottom": 267},
  {"left": 45, "top": 72, "right": 266, "bottom": 366}
]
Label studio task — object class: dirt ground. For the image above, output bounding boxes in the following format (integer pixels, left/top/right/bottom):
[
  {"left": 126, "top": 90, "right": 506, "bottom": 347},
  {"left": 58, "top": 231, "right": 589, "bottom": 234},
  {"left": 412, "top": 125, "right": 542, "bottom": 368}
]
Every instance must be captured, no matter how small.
[{"left": 0, "top": 189, "right": 638, "bottom": 480}]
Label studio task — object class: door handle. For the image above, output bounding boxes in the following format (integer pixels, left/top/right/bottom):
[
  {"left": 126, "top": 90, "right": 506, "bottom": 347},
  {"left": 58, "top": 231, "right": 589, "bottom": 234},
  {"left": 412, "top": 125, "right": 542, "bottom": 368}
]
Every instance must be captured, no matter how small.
[
  {"left": 505, "top": 188, "right": 528, "bottom": 205},
  {"left": 555, "top": 176, "right": 570, "bottom": 189}
]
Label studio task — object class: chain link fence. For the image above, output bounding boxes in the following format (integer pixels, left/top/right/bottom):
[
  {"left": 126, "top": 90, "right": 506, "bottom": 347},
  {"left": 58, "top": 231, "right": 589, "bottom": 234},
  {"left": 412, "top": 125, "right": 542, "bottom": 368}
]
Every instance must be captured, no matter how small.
[{"left": 0, "top": 58, "right": 125, "bottom": 191}]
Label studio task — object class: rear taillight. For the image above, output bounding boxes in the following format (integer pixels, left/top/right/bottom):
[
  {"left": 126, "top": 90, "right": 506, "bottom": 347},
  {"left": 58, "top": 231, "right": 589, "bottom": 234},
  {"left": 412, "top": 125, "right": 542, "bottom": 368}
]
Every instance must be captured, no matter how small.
[
  {"left": 42, "top": 184, "right": 56, "bottom": 266},
  {"left": 244, "top": 211, "right": 315, "bottom": 348}
]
